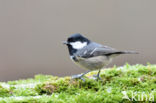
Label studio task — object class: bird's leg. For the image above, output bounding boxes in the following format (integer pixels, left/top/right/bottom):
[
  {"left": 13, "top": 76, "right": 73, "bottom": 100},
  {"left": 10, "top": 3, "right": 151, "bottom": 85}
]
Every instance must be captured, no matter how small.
[
  {"left": 97, "top": 69, "right": 101, "bottom": 80},
  {"left": 71, "top": 70, "right": 90, "bottom": 81},
  {"left": 93, "top": 69, "right": 102, "bottom": 80}
]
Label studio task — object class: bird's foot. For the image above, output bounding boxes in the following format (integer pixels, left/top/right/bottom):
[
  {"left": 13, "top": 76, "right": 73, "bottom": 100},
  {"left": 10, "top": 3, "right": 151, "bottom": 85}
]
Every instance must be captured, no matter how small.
[
  {"left": 71, "top": 74, "right": 86, "bottom": 82},
  {"left": 92, "top": 74, "right": 102, "bottom": 81},
  {"left": 92, "top": 69, "right": 102, "bottom": 81},
  {"left": 71, "top": 71, "right": 90, "bottom": 82}
]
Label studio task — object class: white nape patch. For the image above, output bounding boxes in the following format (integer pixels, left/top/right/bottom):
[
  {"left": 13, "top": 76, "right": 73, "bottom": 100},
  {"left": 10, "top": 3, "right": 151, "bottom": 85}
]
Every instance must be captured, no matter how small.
[{"left": 70, "top": 41, "right": 87, "bottom": 49}]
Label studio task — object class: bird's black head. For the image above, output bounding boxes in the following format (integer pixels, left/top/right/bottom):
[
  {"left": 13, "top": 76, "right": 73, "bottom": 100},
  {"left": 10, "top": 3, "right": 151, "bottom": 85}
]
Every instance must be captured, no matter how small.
[
  {"left": 67, "top": 33, "right": 90, "bottom": 43},
  {"left": 63, "top": 33, "right": 90, "bottom": 55}
]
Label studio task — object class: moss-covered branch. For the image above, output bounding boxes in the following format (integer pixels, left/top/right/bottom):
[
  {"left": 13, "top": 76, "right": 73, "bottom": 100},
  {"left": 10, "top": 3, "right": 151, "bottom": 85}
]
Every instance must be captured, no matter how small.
[{"left": 0, "top": 64, "right": 156, "bottom": 103}]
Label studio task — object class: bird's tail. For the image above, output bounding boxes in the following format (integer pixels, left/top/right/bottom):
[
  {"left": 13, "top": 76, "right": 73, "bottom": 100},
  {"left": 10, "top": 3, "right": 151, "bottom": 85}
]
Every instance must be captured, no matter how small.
[
  {"left": 119, "top": 51, "right": 139, "bottom": 54},
  {"left": 105, "top": 50, "right": 139, "bottom": 56}
]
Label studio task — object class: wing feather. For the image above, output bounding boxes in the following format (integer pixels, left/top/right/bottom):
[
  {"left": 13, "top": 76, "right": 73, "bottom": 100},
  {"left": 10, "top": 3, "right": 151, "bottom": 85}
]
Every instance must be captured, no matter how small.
[{"left": 75, "top": 42, "right": 138, "bottom": 58}]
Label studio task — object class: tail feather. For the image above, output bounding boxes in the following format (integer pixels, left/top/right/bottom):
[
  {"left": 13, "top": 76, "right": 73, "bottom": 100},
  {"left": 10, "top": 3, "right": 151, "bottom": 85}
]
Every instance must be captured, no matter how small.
[
  {"left": 106, "top": 51, "right": 139, "bottom": 56},
  {"left": 121, "top": 51, "right": 139, "bottom": 54}
]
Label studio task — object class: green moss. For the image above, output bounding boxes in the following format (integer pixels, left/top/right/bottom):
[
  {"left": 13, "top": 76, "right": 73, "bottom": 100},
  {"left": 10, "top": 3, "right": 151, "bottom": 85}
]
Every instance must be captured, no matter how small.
[
  {"left": 0, "top": 64, "right": 156, "bottom": 103},
  {"left": 0, "top": 85, "right": 11, "bottom": 97}
]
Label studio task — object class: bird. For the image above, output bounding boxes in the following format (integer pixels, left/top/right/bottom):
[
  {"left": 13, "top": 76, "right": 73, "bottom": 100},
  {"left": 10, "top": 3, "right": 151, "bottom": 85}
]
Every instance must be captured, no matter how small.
[{"left": 63, "top": 33, "right": 138, "bottom": 81}]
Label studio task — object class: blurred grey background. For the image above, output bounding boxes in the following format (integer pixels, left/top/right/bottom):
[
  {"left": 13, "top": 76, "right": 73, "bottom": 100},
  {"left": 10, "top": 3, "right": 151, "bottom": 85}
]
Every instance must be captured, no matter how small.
[{"left": 0, "top": 0, "right": 155, "bottom": 81}]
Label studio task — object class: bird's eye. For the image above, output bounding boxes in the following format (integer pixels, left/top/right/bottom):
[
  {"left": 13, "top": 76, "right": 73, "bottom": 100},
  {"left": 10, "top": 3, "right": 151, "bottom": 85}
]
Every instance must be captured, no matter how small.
[{"left": 68, "top": 38, "right": 74, "bottom": 42}]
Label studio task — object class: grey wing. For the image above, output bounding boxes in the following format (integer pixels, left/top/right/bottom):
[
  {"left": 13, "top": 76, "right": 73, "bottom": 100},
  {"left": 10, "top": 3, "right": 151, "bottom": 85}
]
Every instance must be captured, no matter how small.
[
  {"left": 76, "top": 42, "right": 122, "bottom": 58},
  {"left": 89, "top": 47, "right": 120, "bottom": 57},
  {"left": 85, "top": 47, "right": 120, "bottom": 58}
]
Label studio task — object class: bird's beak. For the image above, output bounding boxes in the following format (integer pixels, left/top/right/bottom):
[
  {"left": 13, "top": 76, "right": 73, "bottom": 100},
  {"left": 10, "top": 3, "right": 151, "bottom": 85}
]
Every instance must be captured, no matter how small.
[{"left": 62, "top": 41, "right": 68, "bottom": 45}]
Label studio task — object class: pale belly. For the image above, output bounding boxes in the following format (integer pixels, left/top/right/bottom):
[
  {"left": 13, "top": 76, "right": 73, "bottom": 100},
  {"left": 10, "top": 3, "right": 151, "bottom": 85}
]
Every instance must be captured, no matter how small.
[{"left": 72, "top": 56, "right": 112, "bottom": 70}]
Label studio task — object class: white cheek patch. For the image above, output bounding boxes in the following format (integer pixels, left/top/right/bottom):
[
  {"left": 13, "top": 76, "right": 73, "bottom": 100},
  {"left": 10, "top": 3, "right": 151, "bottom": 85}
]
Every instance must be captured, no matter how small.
[{"left": 70, "top": 41, "right": 87, "bottom": 49}]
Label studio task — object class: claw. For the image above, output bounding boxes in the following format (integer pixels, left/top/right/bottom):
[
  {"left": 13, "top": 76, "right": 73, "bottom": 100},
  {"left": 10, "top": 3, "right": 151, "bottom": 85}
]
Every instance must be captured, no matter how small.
[
  {"left": 71, "top": 73, "right": 83, "bottom": 79},
  {"left": 93, "top": 74, "right": 102, "bottom": 80},
  {"left": 71, "top": 74, "right": 86, "bottom": 81},
  {"left": 92, "top": 69, "right": 101, "bottom": 81},
  {"left": 71, "top": 71, "right": 90, "bottom": 82}
]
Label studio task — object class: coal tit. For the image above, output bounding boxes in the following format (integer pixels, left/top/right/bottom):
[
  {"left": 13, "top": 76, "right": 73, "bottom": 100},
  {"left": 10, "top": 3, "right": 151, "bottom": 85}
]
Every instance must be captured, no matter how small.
[{"left": 63, "top": 33, "right": 138, "bottom": 81}]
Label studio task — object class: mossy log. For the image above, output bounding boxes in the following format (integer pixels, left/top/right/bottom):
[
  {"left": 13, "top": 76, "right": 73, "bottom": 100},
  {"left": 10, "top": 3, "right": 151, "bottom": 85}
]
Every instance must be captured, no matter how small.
[{"left": 0, "top": 64, "right": 156, "bottom": 103}]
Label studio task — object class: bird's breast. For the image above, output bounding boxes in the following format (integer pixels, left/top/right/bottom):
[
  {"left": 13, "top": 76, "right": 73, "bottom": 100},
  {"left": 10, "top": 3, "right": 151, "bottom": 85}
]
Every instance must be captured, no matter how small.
[{"left": 71, "top": 56, "right": 112, "bottom": 70}]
